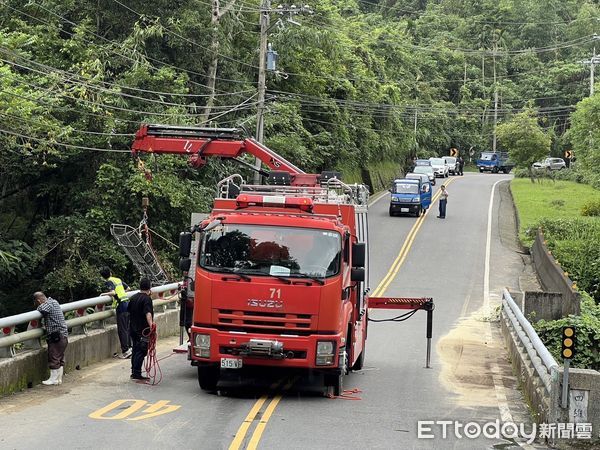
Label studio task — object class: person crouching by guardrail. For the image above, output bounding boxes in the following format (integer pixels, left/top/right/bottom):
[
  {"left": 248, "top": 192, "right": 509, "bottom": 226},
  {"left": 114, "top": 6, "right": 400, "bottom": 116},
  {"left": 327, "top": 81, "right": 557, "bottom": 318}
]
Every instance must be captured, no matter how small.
[
  {"left": 128, "top": 278, "right": 154, "bottom": 381},
  {"left": 33, "top": 292, "right": 68, "bottom": 386}
]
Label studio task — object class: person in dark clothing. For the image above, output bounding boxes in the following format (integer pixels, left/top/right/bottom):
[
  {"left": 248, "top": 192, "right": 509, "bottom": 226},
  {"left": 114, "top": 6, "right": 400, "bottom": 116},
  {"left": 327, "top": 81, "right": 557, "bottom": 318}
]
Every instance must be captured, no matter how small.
[
  {"left": 100, "top": 267, "right": 131, "bottom": 359},
  {"left": 457, "top": 156, "right": 465, "bottom": 175},
  {"left": 437, "top": 184, "right": 449, "bottom": 219},
  {"left": 128, "top": 278, "right": 154, "bottom": 380},
  {"left": 34, "top": 292, "right": 68, "bottom": 385}
]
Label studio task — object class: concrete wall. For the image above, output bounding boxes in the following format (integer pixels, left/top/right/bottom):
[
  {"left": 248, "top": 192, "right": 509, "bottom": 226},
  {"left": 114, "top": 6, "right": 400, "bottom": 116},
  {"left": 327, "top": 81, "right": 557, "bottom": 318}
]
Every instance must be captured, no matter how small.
[
  {"left": 0, "top": 308, "right": 180, "bottom": 397},
  {"left": 531, "top": 229, "right": 580, "bottom": 317},
  {"left": 552, "top": 368, "right": 600, "bottom": 442},
  {"left": 522, "top": 291, "right": 566, "bottom": 322}
]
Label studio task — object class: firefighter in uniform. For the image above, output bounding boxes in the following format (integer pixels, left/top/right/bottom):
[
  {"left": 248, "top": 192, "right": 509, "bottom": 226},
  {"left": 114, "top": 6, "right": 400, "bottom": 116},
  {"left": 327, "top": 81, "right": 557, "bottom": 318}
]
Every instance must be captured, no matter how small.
[{"left": 100, "top": 267, "right": 132, "bottom": 358}]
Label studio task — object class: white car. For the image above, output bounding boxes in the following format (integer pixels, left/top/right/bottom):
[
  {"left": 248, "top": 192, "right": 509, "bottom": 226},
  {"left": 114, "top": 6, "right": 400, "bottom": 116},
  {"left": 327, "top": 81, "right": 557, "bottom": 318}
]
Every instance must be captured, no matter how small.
[
  {"left": 412, "top": 166, "right": 436, "bottom": 185},
  {"left": 532, "top": 158, "right": 566, "bottom": 171},
  {"left": 443, "top": 156, "right": 459, "bottom": 175},
  {"left": 429, "top": 157, "right": 449, "bottom": 178}
]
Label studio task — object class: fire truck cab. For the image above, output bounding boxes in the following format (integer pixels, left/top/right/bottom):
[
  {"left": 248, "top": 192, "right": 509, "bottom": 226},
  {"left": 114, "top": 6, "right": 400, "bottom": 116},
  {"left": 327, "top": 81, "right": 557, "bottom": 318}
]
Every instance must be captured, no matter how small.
[{"left": 179, "top": 175, "right": 370, "bottom": 395}]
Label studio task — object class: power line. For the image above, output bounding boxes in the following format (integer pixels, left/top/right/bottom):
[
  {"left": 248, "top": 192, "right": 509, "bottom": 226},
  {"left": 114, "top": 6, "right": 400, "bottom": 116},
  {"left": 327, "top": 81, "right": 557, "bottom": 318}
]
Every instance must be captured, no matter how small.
[
  {"left": 109, "top": 0, "right": 259, "bottom": 70},
  {"left": 0, "top": 127, "right": 130, "bottom": 153}
]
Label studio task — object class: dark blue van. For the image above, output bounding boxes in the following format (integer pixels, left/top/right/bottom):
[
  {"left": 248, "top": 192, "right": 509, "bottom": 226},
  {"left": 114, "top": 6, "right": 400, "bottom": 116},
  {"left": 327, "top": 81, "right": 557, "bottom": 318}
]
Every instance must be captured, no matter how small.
[{"left": 389, "top": 178, "right": 432, "bottom": 217}]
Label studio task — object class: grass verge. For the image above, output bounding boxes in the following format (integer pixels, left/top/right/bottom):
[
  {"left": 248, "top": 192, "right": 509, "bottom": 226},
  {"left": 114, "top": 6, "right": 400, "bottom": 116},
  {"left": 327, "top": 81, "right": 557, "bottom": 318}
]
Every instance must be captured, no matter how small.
[{"left": 510, "top": 178, "right": 600, "bottom": 245}]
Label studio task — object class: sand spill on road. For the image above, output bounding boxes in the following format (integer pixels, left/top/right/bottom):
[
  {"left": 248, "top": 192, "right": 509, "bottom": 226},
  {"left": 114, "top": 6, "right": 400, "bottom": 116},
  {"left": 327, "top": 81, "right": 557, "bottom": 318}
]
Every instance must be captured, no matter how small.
[{"left": 437, "top": 306, "right": 503, "bottom": 408}]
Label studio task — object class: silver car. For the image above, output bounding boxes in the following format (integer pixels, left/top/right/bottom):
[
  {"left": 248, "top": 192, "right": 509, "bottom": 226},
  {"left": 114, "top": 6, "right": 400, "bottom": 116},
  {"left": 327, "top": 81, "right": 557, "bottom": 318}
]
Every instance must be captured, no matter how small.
[
  {"left": 532, "top": 157, "right": 566, "bottom": 171},
  {"left": 429, "top": 157, "right": 449, "bottom": 178},
  {"left": 443, "top": 156, "right": 459, "bottom": 175},
  {"left": 412, "top": 166, "right": 436, "bottom": 185}
]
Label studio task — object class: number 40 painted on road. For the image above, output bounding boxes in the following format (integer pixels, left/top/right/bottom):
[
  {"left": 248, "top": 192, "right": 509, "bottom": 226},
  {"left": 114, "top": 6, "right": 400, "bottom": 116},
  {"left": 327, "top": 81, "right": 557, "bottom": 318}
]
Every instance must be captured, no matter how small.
[{"left": 89, "top": 399, "right": 181, "bottom": 421}]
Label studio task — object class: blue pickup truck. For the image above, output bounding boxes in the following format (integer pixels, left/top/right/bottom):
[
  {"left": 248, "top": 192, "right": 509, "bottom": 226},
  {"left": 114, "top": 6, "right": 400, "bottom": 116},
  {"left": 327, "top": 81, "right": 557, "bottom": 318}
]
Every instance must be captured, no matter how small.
[
  {"left": 477, "top": 152, "right": 514, "bottom": 174},
  {"left": 389, "top": 177, "right": 432, "bottom": 217}
]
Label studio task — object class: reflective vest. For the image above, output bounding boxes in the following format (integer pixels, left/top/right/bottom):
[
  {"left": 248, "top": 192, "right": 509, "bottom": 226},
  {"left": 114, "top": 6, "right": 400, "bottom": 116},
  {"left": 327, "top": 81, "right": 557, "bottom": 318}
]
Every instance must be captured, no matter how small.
[{"left": 108, "top": 276, "right": 128, "bottom": 308}]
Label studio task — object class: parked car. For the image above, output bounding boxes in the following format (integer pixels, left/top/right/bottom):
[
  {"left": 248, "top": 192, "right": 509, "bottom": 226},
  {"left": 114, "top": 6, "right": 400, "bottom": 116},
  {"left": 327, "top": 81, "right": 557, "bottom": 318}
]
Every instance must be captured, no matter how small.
[
  {"left": 389, "top": 178, "right": 432, "bottom": 217},
  {"left": 443, "top": 156, "right": 459, "bottom": 175},
  {"left": 405, "top": 173, "right": 430, "bottom": 186},
  {"left": 429, "top": 157, "right": 449, "bottom": 178},
  {"left": 532, "top": 157, "right": 566, "bottom": 171},
  {"left": 412, "top": 165, "right": 436, "bottom": 185}
]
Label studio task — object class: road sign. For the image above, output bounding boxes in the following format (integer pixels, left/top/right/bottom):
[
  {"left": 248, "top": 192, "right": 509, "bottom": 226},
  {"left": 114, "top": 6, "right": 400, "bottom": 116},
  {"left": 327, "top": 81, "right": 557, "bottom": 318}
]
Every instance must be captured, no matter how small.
[
  {"left": 565, "top": 150, "right": 573, "bottom": 159},
  {"left": 561, "top": 326, "right": 576, "bottom": 359},
  {"left": 450, "top": 148, "right": 458, "bottom": 157}
]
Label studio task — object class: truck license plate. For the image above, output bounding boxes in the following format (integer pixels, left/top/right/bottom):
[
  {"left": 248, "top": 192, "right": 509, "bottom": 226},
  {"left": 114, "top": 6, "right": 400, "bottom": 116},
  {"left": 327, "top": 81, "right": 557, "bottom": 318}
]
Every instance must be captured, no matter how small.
[
  {"left": 220, "top": 357, "right": 243, "bottom": 369},
  {"left": 401, "top": 208, "right": 409, "bottom": 212}
]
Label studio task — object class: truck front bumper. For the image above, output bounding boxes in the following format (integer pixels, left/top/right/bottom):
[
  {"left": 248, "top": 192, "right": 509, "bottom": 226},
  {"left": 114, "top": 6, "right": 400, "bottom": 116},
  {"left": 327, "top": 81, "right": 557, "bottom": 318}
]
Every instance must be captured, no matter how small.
[
  {"left": 190, "top": 326, "right": 343, "bottom": 369},
  {"left": 390, "top": 203, "right": 420, "bottom": 213}
]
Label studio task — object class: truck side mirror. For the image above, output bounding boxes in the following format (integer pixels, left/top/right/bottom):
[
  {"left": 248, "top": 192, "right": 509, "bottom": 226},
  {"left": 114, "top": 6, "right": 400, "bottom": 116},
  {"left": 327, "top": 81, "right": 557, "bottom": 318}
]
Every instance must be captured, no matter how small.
[
  {"left": 179, "top": 257, "right": 192, "bottom": 272},
  {"left": 352, "top": 243, "right": 366, "bottom": 268},
  {"left": 179, "top": 232, "right": 192, "bottom": 257},
  {"left": 351, "top": 268, "right": 365, "bottom": 282}
]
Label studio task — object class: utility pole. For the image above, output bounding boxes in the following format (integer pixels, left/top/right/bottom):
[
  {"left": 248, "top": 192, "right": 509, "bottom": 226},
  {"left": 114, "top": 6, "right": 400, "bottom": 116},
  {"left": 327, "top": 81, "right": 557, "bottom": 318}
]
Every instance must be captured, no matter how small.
[
  {"left": 492, "top": 38, "right": 499, "bottom": 153},
  {"left": 252, "top": 3, "right": 311, "bottom": 184},
  {"left": 253, "top": 0, "right": 270, "bottom": 184},
  {"left": 580, "top": 34, "right": 600, "bottom": 97}
]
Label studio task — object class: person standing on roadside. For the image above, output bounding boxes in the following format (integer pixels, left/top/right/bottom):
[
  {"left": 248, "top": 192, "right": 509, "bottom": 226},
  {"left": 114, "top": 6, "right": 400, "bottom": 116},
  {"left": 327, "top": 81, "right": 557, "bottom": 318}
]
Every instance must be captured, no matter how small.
[
  {"left": 458, "top": 156, "right": 465, "bottom": 176},
  {"left": 100, "top": 267, "right": 131, "bottom": 359},
  {"left": 34, "top": 292, "right": 68, "bottom": 385},
  {"left": 437, "top": 184, "right": 449, "bottom": 219},
  {"left": 128, "top": 278, "right": 155, "bottom": 381}
]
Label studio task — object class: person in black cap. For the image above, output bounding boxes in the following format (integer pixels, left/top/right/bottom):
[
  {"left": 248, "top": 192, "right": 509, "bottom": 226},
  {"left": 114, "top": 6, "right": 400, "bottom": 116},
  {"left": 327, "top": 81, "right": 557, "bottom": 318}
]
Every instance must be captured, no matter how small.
[{"left": 127, "top": 278, "right": 154, "bottom": 380}]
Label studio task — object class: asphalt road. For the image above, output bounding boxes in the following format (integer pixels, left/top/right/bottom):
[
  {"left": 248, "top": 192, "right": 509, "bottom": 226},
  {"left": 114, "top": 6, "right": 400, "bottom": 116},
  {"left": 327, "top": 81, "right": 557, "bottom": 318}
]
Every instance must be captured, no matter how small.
[{"left": 0, "top": 173, "right": 547, "bottom": 450}]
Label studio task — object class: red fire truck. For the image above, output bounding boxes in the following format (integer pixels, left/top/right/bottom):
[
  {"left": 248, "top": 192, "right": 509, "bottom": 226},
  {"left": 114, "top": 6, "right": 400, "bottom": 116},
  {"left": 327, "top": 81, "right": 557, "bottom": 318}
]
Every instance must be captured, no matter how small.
[{"left": 132, "top": 124, "right": 370, "bottom": 395}]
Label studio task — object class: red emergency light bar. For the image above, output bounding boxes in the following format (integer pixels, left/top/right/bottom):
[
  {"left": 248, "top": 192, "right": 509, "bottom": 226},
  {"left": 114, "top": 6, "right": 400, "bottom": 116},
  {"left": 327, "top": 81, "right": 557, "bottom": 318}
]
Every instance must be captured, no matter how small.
[{"left": 235, "top": 194, "right": 314, "bottom": 212}]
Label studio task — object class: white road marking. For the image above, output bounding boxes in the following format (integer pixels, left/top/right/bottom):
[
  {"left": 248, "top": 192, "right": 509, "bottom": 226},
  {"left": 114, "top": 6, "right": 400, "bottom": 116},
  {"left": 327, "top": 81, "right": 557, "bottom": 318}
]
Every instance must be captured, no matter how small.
[{"left": 484, "top": 179, "right": 537, "bottom": 450}]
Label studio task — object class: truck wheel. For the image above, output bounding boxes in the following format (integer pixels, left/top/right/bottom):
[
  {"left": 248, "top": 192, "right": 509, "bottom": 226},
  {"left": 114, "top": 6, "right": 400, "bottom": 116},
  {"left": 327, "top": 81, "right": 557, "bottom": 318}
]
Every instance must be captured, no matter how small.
[
  {"left": 492, "top": 167, "right": 499, "bottom": 174},
  {"left": 479, "top": 168, "right": 484, "bottom": 173},
  {"left": 415, "top": 207, "right": 421, "bottom": 217},
  {"left": 389, "top": 208, "right": 394, "bottom": 217},
  {"left": 502, "top": 168, "right": 509, "bottom": 174},
  {"left": 197, "top": 364, "right": 220, "bottom": 391}
]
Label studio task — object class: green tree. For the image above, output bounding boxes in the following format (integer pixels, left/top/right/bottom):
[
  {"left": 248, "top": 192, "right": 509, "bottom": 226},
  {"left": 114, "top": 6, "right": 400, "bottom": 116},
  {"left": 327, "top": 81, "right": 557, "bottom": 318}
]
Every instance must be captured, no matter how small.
[{"left": 497, "top": 108, "right": 551, "bottom": 175}]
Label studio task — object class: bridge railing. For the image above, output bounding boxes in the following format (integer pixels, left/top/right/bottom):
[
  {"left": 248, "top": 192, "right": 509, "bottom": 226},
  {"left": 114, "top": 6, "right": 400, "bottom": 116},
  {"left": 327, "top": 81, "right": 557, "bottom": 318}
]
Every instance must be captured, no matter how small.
[
  {"left": 0, "top": 282, "right": 181, "bottom": 358},
  {"left": 501, "top": 288, "right": 558, "bottom": 393}
]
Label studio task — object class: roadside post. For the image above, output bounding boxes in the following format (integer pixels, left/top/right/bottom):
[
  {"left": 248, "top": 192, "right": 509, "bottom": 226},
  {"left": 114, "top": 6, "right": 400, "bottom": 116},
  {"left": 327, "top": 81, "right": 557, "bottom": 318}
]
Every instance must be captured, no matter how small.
[
  {"left": 369, "top": 297, "right": 434, "bottom": 368},
  {"left": 560, "top": 326, "right": 576, "bottom": 409}
]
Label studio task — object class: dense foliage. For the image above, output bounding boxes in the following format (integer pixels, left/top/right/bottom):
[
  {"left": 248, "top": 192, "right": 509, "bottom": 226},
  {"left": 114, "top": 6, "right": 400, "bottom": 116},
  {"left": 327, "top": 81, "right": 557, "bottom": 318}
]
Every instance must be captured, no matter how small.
[{"left": 2, "top": 0, "right": 600, "bottom": 315}]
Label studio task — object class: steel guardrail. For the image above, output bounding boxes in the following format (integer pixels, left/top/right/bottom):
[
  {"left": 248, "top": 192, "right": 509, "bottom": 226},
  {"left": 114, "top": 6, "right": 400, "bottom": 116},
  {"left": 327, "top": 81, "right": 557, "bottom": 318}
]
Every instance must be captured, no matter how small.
[
  {"left": 0, "top": 283, "right": 181, "bottom": 356},
  {"left": 502, "top": 288, "right": 558, "bottom": 392}
]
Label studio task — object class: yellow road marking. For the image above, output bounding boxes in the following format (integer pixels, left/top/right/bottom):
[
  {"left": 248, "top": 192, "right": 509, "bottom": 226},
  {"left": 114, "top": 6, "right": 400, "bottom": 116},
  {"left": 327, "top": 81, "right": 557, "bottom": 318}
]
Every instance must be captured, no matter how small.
[
  {"left": 89, "top": 399, "right": 147, "bottom": 420},
  {"left": 228, "top": 396, "right": 268, "bottom": 450},
  {"left": 246, "top": 395, "right": 283, "bottom": 449},
  {"left": 371, "top": 178, "right": 456, "bottom": 297},
  {"left": 246, "top": 378, "right": 296, "bottom": 450}
]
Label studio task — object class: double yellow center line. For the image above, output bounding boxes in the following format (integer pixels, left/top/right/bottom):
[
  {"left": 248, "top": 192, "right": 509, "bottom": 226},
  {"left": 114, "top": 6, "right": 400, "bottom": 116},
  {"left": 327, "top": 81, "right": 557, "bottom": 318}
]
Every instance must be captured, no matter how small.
[
  {"left": 371, "top": 178, "right": 455, "bottom": 297},
  {"left": 228, "top": 377, "right": 297, "bottom": 450}
]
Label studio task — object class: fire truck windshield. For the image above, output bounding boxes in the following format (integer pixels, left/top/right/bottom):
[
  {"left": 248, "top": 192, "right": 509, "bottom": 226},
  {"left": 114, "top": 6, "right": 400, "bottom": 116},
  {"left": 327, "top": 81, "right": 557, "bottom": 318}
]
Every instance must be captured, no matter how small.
[{"left": 199, "top": 225, "right": 342, "bottom": 278}]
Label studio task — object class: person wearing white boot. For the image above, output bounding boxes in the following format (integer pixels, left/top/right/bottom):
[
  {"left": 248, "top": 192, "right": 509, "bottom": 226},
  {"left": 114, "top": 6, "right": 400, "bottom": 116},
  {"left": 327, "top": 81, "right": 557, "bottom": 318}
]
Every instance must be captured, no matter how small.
[{"left": 34, "top": 292, "right": 69, "bottom": 386}]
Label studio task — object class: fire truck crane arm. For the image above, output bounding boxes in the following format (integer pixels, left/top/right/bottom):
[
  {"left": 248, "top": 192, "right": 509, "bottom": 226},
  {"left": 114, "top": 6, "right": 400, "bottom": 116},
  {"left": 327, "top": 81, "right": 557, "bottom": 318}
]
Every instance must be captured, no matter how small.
[{"left": 131, "top": 124, "right": 304, "bottom": 174}]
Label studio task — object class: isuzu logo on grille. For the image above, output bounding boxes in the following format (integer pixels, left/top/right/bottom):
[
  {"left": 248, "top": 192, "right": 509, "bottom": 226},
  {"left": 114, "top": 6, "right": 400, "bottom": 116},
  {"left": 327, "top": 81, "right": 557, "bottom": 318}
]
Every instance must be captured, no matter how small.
[{"left": 247, "top": 299, "right": 284, "bottom": 309}]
